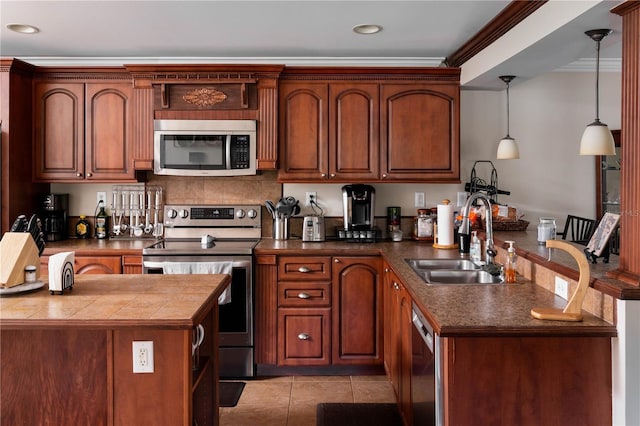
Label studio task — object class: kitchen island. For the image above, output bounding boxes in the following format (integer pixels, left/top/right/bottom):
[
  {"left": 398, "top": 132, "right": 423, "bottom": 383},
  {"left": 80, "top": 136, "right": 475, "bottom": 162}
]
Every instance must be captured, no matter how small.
[{"left": 0, "top": 274, "right": 230, "bottom": 426}]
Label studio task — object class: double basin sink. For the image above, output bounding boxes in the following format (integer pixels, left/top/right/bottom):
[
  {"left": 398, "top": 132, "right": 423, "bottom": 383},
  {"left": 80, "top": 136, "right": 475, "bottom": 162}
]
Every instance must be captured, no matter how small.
[{"left": 405, "top": 258, "right": 503, "bottom": 285}]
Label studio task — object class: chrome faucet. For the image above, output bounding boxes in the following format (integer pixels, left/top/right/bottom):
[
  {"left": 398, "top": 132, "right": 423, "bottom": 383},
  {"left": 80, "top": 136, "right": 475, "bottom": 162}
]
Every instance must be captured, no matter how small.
[{"left": 458, "top": 193, "right": 497, "bottom": 265}]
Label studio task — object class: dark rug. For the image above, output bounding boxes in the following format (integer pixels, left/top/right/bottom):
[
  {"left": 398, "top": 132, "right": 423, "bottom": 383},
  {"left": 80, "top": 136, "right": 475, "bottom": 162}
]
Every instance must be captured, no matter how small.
[
  {"left": 219, "top": 381, "right": 245, "bottom": 407},
  {"left": 316, "top": 403, "right": 403, "bottom": 426}
]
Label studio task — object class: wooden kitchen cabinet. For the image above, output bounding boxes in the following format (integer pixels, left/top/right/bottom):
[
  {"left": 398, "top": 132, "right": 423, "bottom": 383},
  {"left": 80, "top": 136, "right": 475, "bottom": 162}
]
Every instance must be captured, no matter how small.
[
  {"left": 278, "top": 67, "right": 460, "bottom": 182},
  {"left": 332, "top": 256, "right": 383, "bottom": 365},
  {"left": 383, "top": 263, "right": 412, "bottom": 425},
  {"left": 33, "top": 80, "right": 136, "bottom": 182},
  {"left": 40, "top": 254, "right": 123, "bottom": 274},
  {"left": 278, "top": 81, "right": 379, "bottom": 181}
]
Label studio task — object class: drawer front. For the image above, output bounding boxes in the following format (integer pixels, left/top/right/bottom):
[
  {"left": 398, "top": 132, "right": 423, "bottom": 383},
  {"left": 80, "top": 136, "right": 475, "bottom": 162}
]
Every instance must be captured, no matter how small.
[
  {"left": 278, "top": 282, "right": 331, "bottom": 307},
  {"left": 278, "top": 256, "right": 331, "bottom": 281},
  {"left": 277, "top": 308, "right": 330, "bottom": 366}
]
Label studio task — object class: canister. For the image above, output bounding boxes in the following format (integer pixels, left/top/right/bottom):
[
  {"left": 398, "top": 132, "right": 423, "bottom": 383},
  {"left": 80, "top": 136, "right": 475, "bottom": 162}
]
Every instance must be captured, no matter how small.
[{"left": 537, "top": 217, "right": 557, "bottom": 245}]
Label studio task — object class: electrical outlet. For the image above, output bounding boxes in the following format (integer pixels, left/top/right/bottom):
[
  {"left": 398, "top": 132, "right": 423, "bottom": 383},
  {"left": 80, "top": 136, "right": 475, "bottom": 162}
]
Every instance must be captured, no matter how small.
[
  {"left": 132, "top": 341, "right": 154, "bottom": 373},
  {"left": 414, "top": 192, "right": 425, "bottom": 208},
  {"left": 555, "top": 276, "right": 569, "bottom": 300},
  {"left": 97, "top": 191, "right": 107, "bottom": 207},
  {"left": 305, "top": 191, "right": 317, "bottom": 207}
]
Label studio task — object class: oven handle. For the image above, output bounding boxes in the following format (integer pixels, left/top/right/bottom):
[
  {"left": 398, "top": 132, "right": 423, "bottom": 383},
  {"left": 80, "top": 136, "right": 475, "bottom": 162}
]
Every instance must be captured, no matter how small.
[{"left": 143, "top": 259, "right": 251, "bottom": 270}]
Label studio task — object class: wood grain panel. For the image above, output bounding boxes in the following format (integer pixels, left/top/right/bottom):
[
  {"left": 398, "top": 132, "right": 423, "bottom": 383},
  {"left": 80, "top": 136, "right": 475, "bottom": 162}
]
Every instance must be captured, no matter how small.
[
  {"left": 0, "top": 329, "right": 109, "bottom": 425},
  {"left": 257, "top": 80, "right": 279, "bottom": 169},
  {"left": 611, "top": 1, "right": 640, "bottom": 285},
  {"left": 131, "top": 86, "right": 154, "bottom": 170}
]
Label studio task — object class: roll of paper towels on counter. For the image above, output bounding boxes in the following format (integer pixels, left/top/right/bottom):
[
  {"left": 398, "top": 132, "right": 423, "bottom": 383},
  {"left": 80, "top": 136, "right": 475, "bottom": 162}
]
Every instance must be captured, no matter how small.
[
  {"left": 437, "top": 200, "right": 454, "bottom": 246},
  {"left": 48, "top": 251, "right": 75, "bottom": 294}
]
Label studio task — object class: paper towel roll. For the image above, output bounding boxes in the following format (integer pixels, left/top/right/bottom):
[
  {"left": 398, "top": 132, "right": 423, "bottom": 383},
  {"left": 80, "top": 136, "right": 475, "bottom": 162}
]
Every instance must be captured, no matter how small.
[{"left": 437, "top": 200, "right": 454, "bottom": 246}]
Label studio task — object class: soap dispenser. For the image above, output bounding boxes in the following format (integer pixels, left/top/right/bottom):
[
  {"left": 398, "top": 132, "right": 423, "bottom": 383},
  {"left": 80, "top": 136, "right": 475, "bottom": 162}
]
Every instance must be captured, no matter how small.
[
  {"left": 470, "top": 231, "right": 481, "bottom": 262},
  {"left": 504, "top": 240, "right": 518, "bottom": 283}
]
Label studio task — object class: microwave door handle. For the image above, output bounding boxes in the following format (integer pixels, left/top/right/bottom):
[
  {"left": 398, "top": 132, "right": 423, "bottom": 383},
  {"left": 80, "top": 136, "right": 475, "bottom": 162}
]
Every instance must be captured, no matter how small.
[{"left": 226, "top": 135, "right": 232, "bottom": 169}]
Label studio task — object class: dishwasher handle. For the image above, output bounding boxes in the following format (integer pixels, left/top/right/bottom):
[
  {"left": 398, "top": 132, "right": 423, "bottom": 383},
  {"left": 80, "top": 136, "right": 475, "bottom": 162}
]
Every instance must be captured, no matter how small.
[{"left": 412, "top": 308, "right": 434, "bottom": 353}]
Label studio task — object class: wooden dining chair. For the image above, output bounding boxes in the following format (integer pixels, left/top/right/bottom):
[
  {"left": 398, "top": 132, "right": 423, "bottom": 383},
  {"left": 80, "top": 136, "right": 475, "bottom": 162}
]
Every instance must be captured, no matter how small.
[{"left": 558, "top": 215, "right": 596, "bottom": 245}]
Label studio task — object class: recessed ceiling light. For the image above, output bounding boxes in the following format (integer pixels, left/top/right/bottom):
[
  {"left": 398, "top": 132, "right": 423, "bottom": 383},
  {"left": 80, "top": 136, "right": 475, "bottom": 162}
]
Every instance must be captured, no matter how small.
[
  {"left": 353, "top": 24, "right": 382, "bottom": 35},
  {"left": 6, "top": 23, "right": 40, "bottom": 34}
]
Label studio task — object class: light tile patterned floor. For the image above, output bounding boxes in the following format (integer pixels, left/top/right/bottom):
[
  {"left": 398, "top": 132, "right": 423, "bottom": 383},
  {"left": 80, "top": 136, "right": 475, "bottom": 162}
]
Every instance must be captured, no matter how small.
[{"left": 219, "top": 375, "right": 396, "bottom": 426}]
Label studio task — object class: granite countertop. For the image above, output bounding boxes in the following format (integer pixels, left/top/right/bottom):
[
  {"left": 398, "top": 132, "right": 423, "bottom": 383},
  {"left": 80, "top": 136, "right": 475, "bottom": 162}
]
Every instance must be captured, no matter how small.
[
  {"left": 255, "top": 237, "right": 617, "bottom": 337},
  {"left": 0, "top": 274, "right": 229, "bottom": 329}
]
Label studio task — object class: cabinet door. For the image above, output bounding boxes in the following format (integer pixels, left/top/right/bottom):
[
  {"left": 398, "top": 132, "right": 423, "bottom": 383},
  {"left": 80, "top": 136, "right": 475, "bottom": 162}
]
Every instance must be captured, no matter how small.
[
  {"left": 85, "top": 83, "right": 135, "bottom": 180},
  {"left": 278, "top": 82, "right": 329, "bottom": 180},
  {"left": 332, "top": 256, "right": 383, "bottom": 365},
  {"left": 122, "top": 255, "right": 142, "bottom": 274},
  {"left": 329, "top": 83, "right": 379, "bottom": 180},
  {"left": 277, "top": 308, "right": 331, "bottom": 366},
  {"left": 381, "top": 83, "right": 460, "bottom": 181},
  {"left": 33, "top": 83, "right": 85, "bottom": 181},
  {"left": 398, "top": 287, "right": 413, "bottom": 426},
  {"left": 75, "top": 256, "right": 122, "bottom": 274},
  {"left": 383, "top": 265, "right": 401, "bottom": 397}
]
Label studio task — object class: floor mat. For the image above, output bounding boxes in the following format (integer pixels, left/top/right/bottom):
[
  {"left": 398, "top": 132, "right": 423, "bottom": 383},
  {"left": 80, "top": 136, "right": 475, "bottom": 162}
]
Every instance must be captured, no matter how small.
[
  {"left": 220, "top": 381, "right": 245, "bottom": 407},
  {"left": 316, "top": 403, "right": 403, "bottom": 426}
]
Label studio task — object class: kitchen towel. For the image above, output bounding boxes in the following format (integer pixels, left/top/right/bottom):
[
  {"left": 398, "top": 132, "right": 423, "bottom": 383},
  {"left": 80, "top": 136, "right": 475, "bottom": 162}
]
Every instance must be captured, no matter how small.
[
  {"left": 437, "top": 200, "right": 454, "bottom": 246},
  {"left": 161, "top": 261, "right": 233, "bottom": 304}
]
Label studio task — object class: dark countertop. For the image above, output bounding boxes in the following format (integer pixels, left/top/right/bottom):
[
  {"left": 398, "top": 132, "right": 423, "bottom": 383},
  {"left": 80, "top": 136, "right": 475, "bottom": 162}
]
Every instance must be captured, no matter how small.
[
  {"left": 42, "top": 238, "right": 153, "bottom": 256},
  {"left": 255, "top": 236, "right": 617, "bottom": 337}
]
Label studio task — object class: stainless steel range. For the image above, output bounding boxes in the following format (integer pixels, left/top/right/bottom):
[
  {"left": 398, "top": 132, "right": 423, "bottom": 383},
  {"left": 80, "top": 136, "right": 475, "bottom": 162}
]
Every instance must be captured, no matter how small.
[{"left": 142, "top": 204, "right": 261, "bottom": 378}]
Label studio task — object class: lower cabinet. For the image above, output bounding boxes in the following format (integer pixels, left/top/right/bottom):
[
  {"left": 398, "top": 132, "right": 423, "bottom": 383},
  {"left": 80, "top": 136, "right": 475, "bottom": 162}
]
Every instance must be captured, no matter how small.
[
  {"left": 277, "top": 308, "right": 331, "bottom": 366},
  {"left": 40, "top": 254, "right": 143, "bottom": 275}
]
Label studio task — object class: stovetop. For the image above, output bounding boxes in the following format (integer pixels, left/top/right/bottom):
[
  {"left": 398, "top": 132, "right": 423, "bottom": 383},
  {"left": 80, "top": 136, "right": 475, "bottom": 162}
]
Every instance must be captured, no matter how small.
[{"left": 143, "top": 238, "right": 259, "bottom": 256}]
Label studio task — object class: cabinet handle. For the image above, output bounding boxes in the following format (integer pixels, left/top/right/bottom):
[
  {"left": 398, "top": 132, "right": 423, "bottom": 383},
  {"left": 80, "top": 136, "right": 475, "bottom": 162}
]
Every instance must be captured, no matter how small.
[
  {"left": 297, "top": 292, "right": 311, "bottom": 299},
  {"left": 297, "top": 333, "right": 311, "bottom": 340},
  {"left": 298, "top": 266, "right": 311, "bottom": 273},
  {"left": 76, "top": 173, "right": 82, "bottom": 177}
]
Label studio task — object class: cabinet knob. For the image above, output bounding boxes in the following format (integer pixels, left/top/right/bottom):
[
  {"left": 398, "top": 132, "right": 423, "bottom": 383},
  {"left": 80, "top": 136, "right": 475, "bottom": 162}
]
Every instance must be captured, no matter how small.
[
  {"left": 384, "top": 268, "right": 390, "bottom": 273},
  {"left": 334, "top": 258, "right": 340, "bottom": 263},
  {"left": 298, "top": 266, "right": 311, "bottom": 273},
  {"left": 76, "top": 173, "right": 82, "bottom": 177},
  {"left": 330, "top": 173, "right": 336, "bottom": 178},
  {"left": 393, "top": 282, "right": 400, "bottom": 291},
  {"left": 382, "top": 173, "right": 388, "bottom": 179},
  {"left": 297, "top": 292, "right": 311, "bottom": 299},
  {"left": 321, "top": 173, "right": 327, "bottom": 178},
  {"left": 297, "top": 333, "right": 311, "bottom": 340}
]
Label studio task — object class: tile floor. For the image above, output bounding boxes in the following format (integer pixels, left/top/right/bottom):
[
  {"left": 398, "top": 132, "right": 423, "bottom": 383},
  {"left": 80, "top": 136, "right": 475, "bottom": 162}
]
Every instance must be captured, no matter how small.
[{"left": 219, "top": 375, "right": 397, "bottom": 426}]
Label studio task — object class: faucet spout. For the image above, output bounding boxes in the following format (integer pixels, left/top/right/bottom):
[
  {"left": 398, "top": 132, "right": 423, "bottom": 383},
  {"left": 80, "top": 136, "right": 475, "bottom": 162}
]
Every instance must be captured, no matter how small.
[{"left": 459, "top": 193, "right": 496, "bottom": 265}]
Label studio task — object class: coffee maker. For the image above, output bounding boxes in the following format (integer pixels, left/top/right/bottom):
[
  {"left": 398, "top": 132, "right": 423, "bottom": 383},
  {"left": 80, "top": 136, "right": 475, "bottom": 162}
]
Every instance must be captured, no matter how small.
[
  {"left": 40, "top": 194, "right": 69, "bottom": 241},
  {"left": 342, "top": 184, "right": 375, "bottom": 230}
]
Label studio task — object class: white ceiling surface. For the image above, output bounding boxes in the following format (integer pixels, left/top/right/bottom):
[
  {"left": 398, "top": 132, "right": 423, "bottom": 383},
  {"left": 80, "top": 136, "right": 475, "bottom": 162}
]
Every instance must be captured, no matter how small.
[{"left": 0, "top": 1, "right": 623, "bottom": 89}]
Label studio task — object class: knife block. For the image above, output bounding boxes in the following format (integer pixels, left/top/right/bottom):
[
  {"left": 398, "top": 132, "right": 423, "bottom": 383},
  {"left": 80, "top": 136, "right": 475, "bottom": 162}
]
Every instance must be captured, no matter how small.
[{"left": 0, "top": 232, "right": 40, "bottom": 288}]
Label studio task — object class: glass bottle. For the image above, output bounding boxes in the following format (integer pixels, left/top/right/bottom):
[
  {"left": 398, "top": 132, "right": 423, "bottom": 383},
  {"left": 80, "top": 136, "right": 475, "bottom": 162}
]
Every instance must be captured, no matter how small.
[
  {"left": 413, "top": 209, "right": 433, "bottom": 239},
  {"left": 96, "top": 206, "right": 109, "bottom": 239},
  {"left": 537, "top": 217, "right": 557, "bottom": 245},
  {"left": 76, "top": 215, "right": 91, "bottom": 239}
]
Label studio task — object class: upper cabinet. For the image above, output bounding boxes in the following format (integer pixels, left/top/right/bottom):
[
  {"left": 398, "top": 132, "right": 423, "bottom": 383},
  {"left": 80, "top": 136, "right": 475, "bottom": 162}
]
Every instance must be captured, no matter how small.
[
  {"left": 33, "top": 69, "right": 136, "bottom": 182},
  {"left": 278, "top": 67, "right": 460, "bottom": 183}
]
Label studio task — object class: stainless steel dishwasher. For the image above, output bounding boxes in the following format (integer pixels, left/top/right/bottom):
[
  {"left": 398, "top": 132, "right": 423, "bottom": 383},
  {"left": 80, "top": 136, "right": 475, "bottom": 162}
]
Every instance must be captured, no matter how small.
[{"left": 411, "top": 302, "right": 442, "bottom": 426}]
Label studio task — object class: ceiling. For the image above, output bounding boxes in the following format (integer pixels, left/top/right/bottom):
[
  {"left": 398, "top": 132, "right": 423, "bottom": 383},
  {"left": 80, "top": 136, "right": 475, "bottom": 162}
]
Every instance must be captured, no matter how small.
[{"left": 0, "top": 1, "right": 623, "bottom": 89}]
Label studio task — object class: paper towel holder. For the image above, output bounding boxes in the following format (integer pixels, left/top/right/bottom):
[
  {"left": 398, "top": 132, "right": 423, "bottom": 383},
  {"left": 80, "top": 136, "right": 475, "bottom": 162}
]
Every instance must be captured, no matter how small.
[{"left": 433, "top": 199, "right": 459, "bottom": 250}]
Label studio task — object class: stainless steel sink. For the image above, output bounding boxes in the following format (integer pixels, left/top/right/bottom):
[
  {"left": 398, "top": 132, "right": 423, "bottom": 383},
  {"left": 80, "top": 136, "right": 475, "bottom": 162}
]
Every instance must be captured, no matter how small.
[
  {"left": 405, "top": 258, "right": 504, "bottom": 285},
  {"left": 405, "top": 258, "right": 481, "bottom": 271}
]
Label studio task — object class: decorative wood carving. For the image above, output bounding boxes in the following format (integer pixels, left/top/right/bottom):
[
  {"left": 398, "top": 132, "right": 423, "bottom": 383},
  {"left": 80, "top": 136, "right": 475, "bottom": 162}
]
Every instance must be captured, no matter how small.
[
  {"left": 610, "top": 1, "right": 640, "bottom": 286},
  {"left": 182, "top": 87, "right": 228, "bottom": 107}
]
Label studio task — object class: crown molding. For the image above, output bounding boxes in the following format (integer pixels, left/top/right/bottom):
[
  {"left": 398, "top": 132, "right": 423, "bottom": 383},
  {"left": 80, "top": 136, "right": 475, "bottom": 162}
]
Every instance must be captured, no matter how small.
[{"left": 10, "top": 56, "right": 445, "bottom": 68}]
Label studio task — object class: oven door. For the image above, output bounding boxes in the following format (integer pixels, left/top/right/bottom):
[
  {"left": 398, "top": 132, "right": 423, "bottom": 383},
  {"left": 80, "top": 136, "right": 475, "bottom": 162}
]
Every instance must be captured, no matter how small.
[{"left": 143, "top": 255, "right": 254, "bottom": 377}]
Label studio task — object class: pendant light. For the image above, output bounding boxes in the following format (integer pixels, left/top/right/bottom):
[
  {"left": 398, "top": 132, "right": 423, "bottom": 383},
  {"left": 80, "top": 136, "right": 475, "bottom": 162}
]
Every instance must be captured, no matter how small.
[
  {"left": 496, "top": 75, "right": 520, "bottom": 159},
  {"left": 579, "top": 29, "right": 615, "bottom": 156}
]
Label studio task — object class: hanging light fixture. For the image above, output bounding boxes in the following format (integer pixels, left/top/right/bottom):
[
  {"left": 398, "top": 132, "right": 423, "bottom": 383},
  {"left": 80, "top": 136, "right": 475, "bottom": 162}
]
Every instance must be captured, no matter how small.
[
  {"left": 580, "top": 29, "right": 615, "bottom": 156},
  {"left": 496, "top": 75, "right": 520, "bottom": 160}
]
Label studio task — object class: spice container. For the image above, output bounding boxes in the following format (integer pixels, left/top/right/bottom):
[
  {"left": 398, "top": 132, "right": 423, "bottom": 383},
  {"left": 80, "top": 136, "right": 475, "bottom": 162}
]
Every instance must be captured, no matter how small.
[
  {"left": 537, "top": 217, "right": 557, "bottom": 245},
  {"left": 412, "top": 209, "right": 434, "bottom": 241},
  {"left": 76, "top": 215, "right": 91, "bottom": 239},
  {"left": 24, "top": 265, "right": 37, "bottom": 283}
]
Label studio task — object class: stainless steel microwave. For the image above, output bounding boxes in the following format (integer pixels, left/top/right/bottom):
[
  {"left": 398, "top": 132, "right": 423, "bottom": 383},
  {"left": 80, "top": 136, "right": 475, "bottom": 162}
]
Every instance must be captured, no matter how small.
[{"left": 153, "top": 119, "right": 256, "bottom": 176}]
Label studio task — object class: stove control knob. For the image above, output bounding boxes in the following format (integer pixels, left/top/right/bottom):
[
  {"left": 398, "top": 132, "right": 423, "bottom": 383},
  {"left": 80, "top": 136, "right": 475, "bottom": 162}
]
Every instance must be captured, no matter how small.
[
  {"left": 179, "top": 209, "right": 189, "bottom": 219},
  {"left": 166, "top": 209, "right": 178, "bottom": 219},
  {"left": 236, "top": 209, "right": 246, "bottom": 219},
  {"left": 247, "top": 209, "right": 258, "bottom": 219}
]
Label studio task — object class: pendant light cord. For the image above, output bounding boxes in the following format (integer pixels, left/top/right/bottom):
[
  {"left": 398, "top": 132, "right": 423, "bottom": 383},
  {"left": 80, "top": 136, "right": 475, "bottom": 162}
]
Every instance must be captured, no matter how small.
[
  {"left": 506, "top": 81, "right": 511, "bottom": 137},
  {"left": 595, "top": 38, "right": 601, "bottom": 122}
]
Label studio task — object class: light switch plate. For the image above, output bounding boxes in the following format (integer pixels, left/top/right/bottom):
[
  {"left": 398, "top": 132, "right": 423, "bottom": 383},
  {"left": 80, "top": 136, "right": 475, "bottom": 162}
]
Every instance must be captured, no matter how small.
[
  {"left": 555, "top": 276, "right": 569, "bottom": 300},
  {"left": 414, "top": 192, "right": 425, "bottom": 208}
]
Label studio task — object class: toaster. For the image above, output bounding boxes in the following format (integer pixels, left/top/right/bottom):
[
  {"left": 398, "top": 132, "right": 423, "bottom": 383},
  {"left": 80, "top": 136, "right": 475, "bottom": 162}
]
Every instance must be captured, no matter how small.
[{"left": 302, "top": 216, "right": 325, "bottom": 242}]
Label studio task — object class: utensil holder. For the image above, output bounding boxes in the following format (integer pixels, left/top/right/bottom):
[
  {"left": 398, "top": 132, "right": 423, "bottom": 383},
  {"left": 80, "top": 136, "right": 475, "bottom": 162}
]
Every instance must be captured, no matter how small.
[{"left": 274, "top": 217, "right": 289, "bottom": 240}]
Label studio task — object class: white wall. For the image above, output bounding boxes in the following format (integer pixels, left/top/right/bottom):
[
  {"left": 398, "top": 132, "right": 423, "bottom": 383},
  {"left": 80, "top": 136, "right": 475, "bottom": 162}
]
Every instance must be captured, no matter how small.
[{"left": 285, "top": 71, "right": 622, "bottom": 230}]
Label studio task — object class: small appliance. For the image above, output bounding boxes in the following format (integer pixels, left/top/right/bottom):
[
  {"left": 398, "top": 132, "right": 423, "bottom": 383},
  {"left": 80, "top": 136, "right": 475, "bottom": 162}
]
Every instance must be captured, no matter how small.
[
  {"left": 302, "top": 215, "right": 325, "bottom": 242},
  {"left": 40, "top": 193, "right": 69, "bottom": 241},
  {"left": 342, "top": 184, "right": 375, "bottom": 230}
]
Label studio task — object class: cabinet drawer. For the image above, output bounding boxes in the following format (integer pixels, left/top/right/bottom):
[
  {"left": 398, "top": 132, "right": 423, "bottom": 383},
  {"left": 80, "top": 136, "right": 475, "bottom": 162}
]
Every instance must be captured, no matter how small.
[
  {"left": 278, "top": 282, "right": 331, "bottom": 307},
  {"left": 278, "top": 256, "right": 331, "bottom": 281},
  {"left": 277, "top": 308, "right": 330, "bottom": 366}
]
